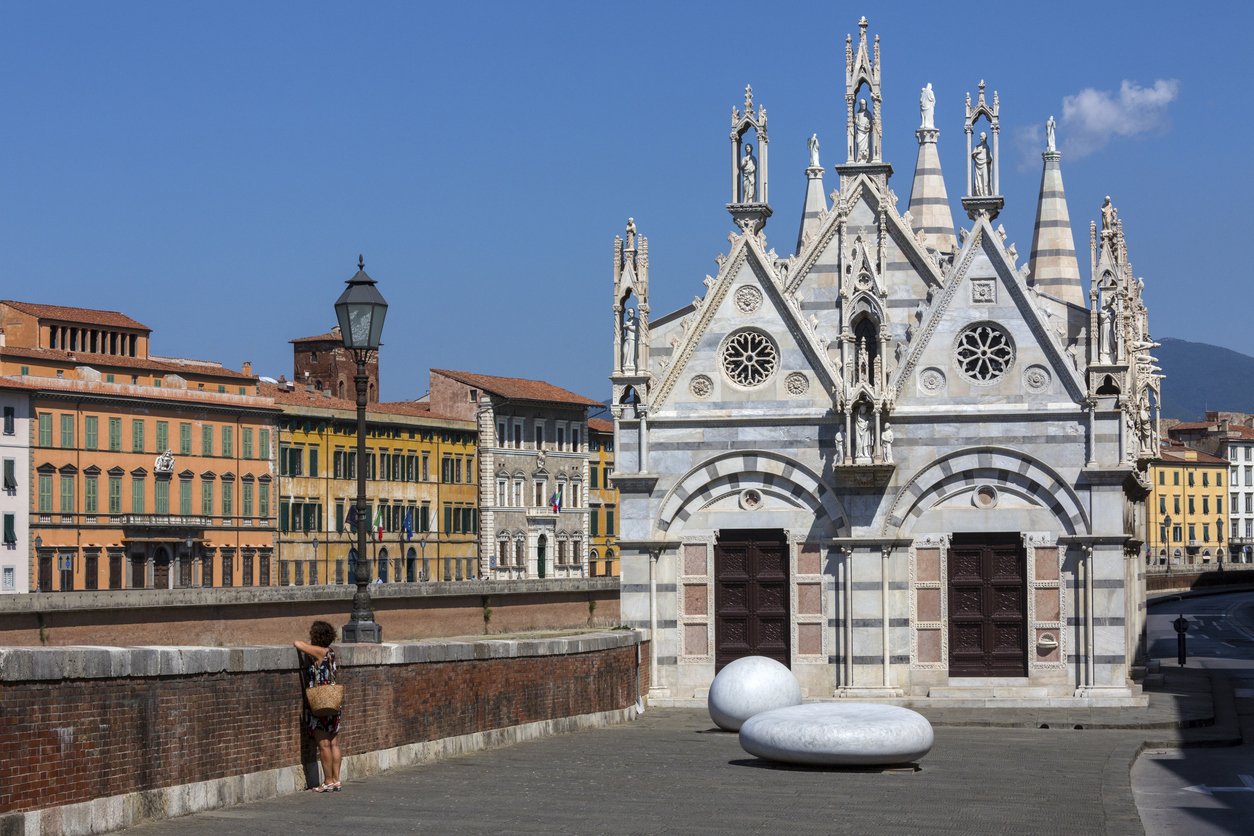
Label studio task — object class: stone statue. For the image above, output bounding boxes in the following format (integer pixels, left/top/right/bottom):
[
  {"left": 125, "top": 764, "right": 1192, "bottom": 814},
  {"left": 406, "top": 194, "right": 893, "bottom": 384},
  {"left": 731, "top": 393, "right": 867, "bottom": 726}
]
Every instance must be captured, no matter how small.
[
  {"left": 1100, "top": 196, "right": 1118, "bottom": 239},
  {"left": 854, "top": 99, "right": 871, "bottom": 162},
  {"left": 154, "top": 450, "right": 174, "bottom": 474},
  {"left": 808, "top": 133, "right": 820, "bottom": 168},
  {"left": 855, "top": 406, "right": 871, "bottom": 461},
  {"left": 740, "top": 143, "right": 757, "bottom": 203},
  {"left": 971, "top": 131, "right": 991, "bottom": 196},
  {"left": 621, "top": 308, "right": 638, "bottom": 372},
  {"left": 1045, "top": 115, "right": 1056, "bottom": 153},
  {"left": 920, "top": 83, "right": 935, "bottom": 130},
  {"left": 625, "top": 217, "right": 636, "bottom": 250},
  {"left": 835, "top": 427, "right": 845, "bottom": 462},
  {"left": 856, "top": 337, "right": 868, "bottom": 383},
  {"left": 880, "top": 423, "right": 894, "bottom": 463}
]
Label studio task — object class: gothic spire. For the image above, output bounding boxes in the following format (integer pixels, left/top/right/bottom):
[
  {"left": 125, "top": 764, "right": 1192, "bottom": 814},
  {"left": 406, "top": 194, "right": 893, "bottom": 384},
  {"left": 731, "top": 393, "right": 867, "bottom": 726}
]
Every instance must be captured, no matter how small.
[
  {"left": 1027, "top": 117, "right": 1083, "bottom": 306},
  {"left": 906, "top": 83, "right": 956, "bottom": 255}
]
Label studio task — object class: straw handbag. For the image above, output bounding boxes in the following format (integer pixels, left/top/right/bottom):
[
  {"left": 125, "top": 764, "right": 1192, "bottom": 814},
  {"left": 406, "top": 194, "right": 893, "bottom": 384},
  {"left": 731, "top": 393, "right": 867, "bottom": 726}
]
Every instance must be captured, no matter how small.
[{"left": 305, "top": 683, "right": 344, "bottom": 718}]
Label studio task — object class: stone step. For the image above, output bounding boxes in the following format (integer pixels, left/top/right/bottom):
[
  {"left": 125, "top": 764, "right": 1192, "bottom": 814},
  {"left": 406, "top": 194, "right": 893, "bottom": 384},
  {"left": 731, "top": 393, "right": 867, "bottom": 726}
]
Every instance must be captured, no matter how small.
[{"left": 927, "top": 685, "right": 1051, "bottom": 700}]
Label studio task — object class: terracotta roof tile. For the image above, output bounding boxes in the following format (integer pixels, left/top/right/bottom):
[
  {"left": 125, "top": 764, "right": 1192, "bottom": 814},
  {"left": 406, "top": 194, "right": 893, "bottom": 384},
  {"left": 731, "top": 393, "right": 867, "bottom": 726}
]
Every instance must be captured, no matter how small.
[
  {"left": 261, "top": 383, "right": 468, "bottom": 424},
  {"left": 290, "top": 330, "right": 341, "bottom": 344},
  {"left": 0, "top": 374, "right": 278, "bottom": 410},
  {"left": 432, "top": 369, "right": 601, "bottom": 407},
  {"left": 0, "top": 346, "right": 253, "bottom": 380},
  {"left": 587, "top": 418, "right": 614, "bottom": 433},
  {"left": 1, "top": 300, "right": 149, "bottom": 330}
]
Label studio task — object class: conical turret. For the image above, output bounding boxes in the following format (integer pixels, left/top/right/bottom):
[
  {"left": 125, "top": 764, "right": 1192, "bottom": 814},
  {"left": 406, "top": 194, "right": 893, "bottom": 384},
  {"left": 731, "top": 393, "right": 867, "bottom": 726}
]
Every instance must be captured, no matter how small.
[
  {"left": 796, "top": 133, "right": 828, "bottom": 253},
  {"left": 906, "top": 83, "right": 956, "bottom": 254},
  {"left": 1028, "top": 117, "right": 1084, "bottom": 306}
]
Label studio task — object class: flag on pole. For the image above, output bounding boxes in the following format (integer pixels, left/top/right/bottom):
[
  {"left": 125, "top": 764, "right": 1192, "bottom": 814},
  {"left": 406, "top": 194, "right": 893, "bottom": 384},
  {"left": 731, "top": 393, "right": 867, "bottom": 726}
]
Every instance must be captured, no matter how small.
[
  {"left": 374, "top": 506, "right": 384, "bottom": 542},
  {"left": 550, "top": 483, "right": 563, "bottom": 513},
  {"left": 403, "top": 507, "right": 414, "bottom": 541},
  {"left": 345, "top": 504, "right": 359, "bottom": 533}
]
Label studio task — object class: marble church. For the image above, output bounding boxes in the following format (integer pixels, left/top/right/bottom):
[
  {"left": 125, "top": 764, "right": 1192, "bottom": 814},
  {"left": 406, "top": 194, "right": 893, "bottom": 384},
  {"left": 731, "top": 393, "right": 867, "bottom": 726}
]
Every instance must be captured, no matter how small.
[{"left": 611, "top": 18, "right": 1161, "bottom": 705}]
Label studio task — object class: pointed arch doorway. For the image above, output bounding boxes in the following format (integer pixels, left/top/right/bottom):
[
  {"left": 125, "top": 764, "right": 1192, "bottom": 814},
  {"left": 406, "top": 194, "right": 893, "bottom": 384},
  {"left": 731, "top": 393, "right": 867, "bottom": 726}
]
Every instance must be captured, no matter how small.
[{"left": 714, "top": 529, "right": 790, "bottom": 672}]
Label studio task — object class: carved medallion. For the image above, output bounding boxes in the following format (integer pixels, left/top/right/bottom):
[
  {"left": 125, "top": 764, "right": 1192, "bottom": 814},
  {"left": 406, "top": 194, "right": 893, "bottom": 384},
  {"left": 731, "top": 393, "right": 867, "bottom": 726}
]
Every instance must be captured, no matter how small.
[
  {"left": 919, "top": 367, "right": 946, "bottom": 394},
  {"left": 739, "top": 488, "right": 763, "bottom": 510},
  {"left": 785, "top": 372, "right": 809, "bottom": 396},
  {"left": 1023, "top": 364, "right": 1051, "bottom": 393},
  {"left": 734, "top": 285, "right": 762, "bottom": 313},
  {"left": 689, "top": 374, "right": 713, "bottom": 399},
  {"left": 970, "top": 279, "right": 996, "bottom": 304}
]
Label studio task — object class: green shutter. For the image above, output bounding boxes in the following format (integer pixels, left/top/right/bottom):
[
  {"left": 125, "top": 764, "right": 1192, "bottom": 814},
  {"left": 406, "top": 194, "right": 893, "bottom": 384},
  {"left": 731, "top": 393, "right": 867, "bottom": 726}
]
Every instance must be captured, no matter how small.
[
  {"left": 202, "top": 425, "right": 213, "bottom": 456},
  {"left": 60, "top": 414, "right": 74, "bottom": 449},
  {"left": 132, "top": 419, "right": 145, "bottom": 452},
  {"left": 131, "top": 477, "right": 145, "bottom": 514},
  {"left": 84, "top": 416, "right": 98, "bottom": 450},
  {"left": 155, "top": 479, "right": 169, "bottom": 515},
  {"left": 84, "top": 476, "right": 97, "bottom": 514},
  {"left": 242, "top": 429, "right": 253, "bottom": 459},
  {"left": 221, "top": 481, "right": 232, "bottom": 516},
  {"left": 259, "top": 483, "right": 269, "bottom": 518},
  {"left": 2, "top": 459, "right": 15, "bottom": 490},
  {"left": 3, "top": 514, "right": 15, "bottom": 544},
  {"left": 38, "top": 414, "right": 51, "bottom": 447},
  {"left": 202, "top": 480, "right": 213, "bottom": 516},
  {"left": 243, "top": 483, "right": 253, "bottom": 517},
  {"left": 444, "top": 505, "right": 453, "bottom": 533},
  {"left": 222, "top": 427, "right": 233, "bottom": 457},
  {"left": 280, "top": 501, "right": 290, "bottom": 532},
  {"left": 259, "top": 429, "right": 270, "bottom": 460},
  {"left": 179, "top": 479, "right": 191, "bottom": 515},
  {"left": 60, "top": 475, "right": 74, "bottom": 513},
  {"left": 38, "top": 475, "right": 52, "bottom": 512},
  {"left": 108, "top": 418, "right": 121, "bottom": 451},
  {"left": 108, "top": 477, "right": 122, "bottom": 514},
  {"left": 156, "top": 421, "right": 168, "bottom": 453},
  {"left": 180, "top": 423, "right": 192, "bottom": 455}
]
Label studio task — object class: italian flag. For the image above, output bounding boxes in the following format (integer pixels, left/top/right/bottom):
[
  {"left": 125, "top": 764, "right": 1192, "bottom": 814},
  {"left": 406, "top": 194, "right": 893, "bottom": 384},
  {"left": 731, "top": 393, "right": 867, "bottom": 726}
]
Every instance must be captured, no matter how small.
[
  {"left": 374, "top": 506, "right": 385, "bottom": 541},
  {"left": 550, "top": 483, "right": 563, "bottom": 513}
]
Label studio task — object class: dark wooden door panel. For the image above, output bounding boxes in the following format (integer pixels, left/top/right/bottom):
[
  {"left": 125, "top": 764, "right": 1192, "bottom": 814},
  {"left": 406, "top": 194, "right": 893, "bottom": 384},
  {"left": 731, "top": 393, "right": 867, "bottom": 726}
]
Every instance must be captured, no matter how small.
[
  {"left": 947, "top": 536, "right": 1026, "bottom": 677},
  {"left": 715, "top": 531, "right": 790, "bottom": 671}
]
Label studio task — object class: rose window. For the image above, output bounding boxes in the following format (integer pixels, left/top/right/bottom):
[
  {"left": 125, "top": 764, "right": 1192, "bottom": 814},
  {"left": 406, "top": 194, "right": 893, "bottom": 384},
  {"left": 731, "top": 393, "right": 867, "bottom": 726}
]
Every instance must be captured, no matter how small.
[
  {"left": 721, "top": 330, "right": 777, "bottom": 387},
  {"left": 955, "top": 323, "right": 1014, "bottom": 382}
]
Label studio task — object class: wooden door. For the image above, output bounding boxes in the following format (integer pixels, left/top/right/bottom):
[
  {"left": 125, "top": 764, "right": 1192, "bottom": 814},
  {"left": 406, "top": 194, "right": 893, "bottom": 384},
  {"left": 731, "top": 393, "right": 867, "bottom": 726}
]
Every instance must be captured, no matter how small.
[
  {"left": 948, "top": 534, "right": 1027, "bottom": 676},
  {"left": 715, "top": 530, "right": 790, "bottom": 671}
]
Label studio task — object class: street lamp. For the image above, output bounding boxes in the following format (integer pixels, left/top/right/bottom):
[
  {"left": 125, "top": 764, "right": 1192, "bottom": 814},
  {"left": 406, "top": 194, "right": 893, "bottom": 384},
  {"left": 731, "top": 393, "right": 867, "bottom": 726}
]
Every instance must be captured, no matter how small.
[
  {"left": 1162, "top": 514, "right": 1172, "bottom": 575},
  {"left": 335, "top": 255, "right": 388, "bottom": 643}
]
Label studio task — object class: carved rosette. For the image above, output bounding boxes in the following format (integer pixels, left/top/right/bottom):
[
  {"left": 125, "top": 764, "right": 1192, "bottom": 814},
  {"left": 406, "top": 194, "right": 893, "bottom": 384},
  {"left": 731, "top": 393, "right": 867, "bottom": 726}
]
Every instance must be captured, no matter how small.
[
  {"left": 689, "top": 375, "right": 713, "bottom": 399},
  {"left": 734, "top": 285, "right": 762, "bottom": 313},
  {"left": 1023, "top": 364, "right": 1051, "bottom": 393},
  {"left": 785, "top": 372, "right": 809, "bottom": 396},
  {"left": 918, "top": 367, "right": 946, "bottom": 395}
]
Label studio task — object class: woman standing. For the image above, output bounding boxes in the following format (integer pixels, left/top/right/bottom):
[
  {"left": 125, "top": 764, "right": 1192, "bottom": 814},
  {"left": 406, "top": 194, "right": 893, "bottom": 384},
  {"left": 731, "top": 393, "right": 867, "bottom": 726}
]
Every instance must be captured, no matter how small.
[{"left": 294, "top": 620, "right": 342, "bottom": 792}]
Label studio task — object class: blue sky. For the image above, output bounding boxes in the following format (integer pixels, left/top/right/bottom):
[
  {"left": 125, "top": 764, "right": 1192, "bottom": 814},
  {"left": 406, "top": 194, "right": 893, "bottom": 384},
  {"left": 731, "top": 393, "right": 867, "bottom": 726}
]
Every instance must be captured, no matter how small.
[{"left": 2, "top": 2, "right": 1248, "bottom": 402}]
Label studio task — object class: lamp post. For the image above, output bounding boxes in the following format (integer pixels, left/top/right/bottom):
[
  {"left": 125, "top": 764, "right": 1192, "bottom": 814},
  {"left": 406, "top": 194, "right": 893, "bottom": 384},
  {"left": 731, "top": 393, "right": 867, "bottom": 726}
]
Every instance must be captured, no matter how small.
[
  {"left": 335, "top": 255, "right": 388, "bottom": 643},
  {"left": 1162, "top": 514, "right": 1172, "bottom": 575}
]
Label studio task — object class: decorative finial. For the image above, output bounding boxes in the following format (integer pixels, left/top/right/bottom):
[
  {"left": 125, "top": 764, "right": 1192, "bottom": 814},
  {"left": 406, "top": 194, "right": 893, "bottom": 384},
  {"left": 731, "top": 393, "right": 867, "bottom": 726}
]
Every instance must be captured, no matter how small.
[
  {"left": 744, "top": 84, "right": 753, "bottom": 111},
  {"left": 358, "top": 254, "right": 365, "bottom": 271},
  {"left": 859, "top": 15, "right": 868, "bottom": 31}
]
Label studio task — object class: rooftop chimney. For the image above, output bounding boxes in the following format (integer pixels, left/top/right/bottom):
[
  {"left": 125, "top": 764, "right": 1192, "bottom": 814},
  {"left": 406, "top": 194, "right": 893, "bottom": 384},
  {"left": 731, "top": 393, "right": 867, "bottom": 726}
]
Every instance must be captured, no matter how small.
[{"left": 242, "top": 360, "right": 252, "bottom": 377}]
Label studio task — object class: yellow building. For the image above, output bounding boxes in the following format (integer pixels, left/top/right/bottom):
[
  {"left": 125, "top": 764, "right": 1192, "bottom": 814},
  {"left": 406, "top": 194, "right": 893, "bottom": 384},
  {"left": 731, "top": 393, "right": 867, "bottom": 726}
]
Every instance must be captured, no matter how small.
[
  {"left": 270, "top": 383, "right": 479, "bottom": 584},
  {"left": 0, "top": 300, "right": 278, "bottom": 591},
  {"left": 1147, "top": 442, "right": 1228, "bottom": 567},
  {"left": 587, "top": 418, "right": 618, "bottom": 577}
]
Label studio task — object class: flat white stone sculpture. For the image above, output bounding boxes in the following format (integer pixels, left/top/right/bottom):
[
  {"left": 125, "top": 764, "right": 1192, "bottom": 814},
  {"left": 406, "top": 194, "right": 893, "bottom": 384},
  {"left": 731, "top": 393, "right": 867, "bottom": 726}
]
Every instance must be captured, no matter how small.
[
  {"left": 739, "top": 703, "right": 934, "bottom": 765},
  {"left": 707, "top": 656, "right": 802, "bottom": 731}
]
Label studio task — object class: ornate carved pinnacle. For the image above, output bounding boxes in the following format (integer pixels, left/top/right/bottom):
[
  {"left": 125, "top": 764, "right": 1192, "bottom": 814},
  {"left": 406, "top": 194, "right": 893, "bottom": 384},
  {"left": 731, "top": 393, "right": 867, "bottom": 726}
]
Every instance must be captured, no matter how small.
[
  {"left": 744, "top": 84, "right": 753, "bottom": 112},
  {"left": 859, "top": 15, "right": 868, "bottom": 31}
]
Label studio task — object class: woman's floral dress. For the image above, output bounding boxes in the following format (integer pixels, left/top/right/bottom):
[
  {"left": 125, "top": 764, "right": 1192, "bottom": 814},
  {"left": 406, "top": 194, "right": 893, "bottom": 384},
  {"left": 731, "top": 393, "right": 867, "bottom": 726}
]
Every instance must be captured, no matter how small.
[{"left": 304, "top": 647, "right": 341, "bottom": 736}]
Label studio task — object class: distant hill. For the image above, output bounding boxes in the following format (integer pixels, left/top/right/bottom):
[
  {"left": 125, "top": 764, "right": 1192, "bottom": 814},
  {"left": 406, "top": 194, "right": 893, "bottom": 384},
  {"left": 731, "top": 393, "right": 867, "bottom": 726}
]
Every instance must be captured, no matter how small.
[{"left": 1157, "top": 337, "right": 1254, "bottom": 419}]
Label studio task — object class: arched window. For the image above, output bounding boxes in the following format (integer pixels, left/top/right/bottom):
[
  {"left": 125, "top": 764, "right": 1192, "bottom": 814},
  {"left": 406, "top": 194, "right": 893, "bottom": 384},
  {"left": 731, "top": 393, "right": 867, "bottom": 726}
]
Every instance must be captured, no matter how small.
[
  {"left": 514, "top": 538, "right": 525, "bottom": 567},
  {"left": 406, "top": 547, "right": 417, "bottom": 582},
  {"left": 378, "top": 547, "right": 389, "bottom": 581}
]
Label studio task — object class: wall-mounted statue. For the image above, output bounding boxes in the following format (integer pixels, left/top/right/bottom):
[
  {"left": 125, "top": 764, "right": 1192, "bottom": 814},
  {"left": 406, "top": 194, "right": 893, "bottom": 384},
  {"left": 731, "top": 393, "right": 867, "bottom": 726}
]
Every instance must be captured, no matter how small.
[
  {"left": 808, "top": 133, "right": 820, "bottom": 168},
  {"left": 972, "top": 132, "right": 992, "bottom": 196},
  {"left": 881, "top": 423, "right": 894, "bottom": 463},
  {"left": 740, "top": 143, "right": 758, "bottom": 203},
  {"left": 621, "top": 308, "right": 638, "bottom": 372},
  {"left": 855, "top": 406, "right": 872, "bottom": 461},
  {"left": 854, "top": 99, "right": 872, "bottom": 162}
]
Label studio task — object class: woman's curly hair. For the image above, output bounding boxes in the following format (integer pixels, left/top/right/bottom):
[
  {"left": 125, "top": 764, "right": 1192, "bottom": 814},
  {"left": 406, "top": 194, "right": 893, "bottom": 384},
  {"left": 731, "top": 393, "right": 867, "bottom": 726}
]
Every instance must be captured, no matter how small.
[{"left": 309, "top": 620, "right": 337, "bottom": 648}]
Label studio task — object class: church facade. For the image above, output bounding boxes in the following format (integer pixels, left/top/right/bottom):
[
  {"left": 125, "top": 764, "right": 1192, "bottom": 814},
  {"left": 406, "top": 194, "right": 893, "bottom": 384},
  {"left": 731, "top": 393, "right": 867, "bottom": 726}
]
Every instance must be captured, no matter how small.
[{"left": 612, "top": 18, "right": 1160, "bottom": 705}]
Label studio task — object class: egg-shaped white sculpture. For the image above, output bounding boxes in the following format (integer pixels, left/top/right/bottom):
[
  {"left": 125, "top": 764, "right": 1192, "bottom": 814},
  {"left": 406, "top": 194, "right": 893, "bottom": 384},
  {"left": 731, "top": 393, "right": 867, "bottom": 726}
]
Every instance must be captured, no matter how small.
[
  {"left": 707, "top": 655, "right": 803, "bottom": 731},
  {"left": 739, "top": 702, "right": 935, "bottom": 765}
]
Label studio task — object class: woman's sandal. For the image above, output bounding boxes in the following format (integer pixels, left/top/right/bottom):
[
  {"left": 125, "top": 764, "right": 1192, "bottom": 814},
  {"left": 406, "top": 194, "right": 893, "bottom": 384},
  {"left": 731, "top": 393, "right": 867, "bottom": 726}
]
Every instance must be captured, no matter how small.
[
  {"left": 330, "top": 782, "right": 342, "bottom": 792},
  {"left": 313, "top": 783, "right": 333, "bottom": 793}
]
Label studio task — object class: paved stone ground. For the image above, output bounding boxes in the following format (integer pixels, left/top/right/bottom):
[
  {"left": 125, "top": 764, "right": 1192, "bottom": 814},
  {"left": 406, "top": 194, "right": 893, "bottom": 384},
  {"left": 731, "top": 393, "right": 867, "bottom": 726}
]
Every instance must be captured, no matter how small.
[{"left": 130, "top": 708, "right": 1147, "bottom": 835}]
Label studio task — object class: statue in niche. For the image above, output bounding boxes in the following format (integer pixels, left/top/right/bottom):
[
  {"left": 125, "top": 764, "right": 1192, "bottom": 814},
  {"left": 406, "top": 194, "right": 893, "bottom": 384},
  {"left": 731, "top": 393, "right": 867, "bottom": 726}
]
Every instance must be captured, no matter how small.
[
  {"left": 740, "top": 142, "right": 758, "bottom": 203},
  {"left": 856, "top": 337, "right": 868, "bottom": 383},
  {"left": 880, "top": 423, "right": 894, "bottom": 463},
  {"left": 154, "top": 450, "right": 174, "bottom": 474},
  {"left": 1098, "top": 293, "right": 1120, "bottom": 363},
  {"left": 808, "top": 133, "right": 820, "bottom": 168},
  {"left": 873, "top": 354, "right": 882, "bottom": 388},
  {"left": 855, "top": 406, "right": 871, "bottom": 461},
  {"left": 854, "top": 99, "right": 871, "bottom": 162},
  {"left": 625, "top": 217, "right": 636, "bottom": 250},
  {"left": 1045, "top": 115, "right": 1056, "bottom": 153},
  {"left": 621, "top": 308, "right": 638, "bottom": 372},
  {"left": 971, "top": 131, "right": 992, "bottom": 196},
  {"left": 1101, "top": 196, "right": 1118, "bottom": 240},
  {"left": 920, "top": 83, "right": 935, "bottom": 130},
  {"left": 835, "top": 427, "right": 845, "bottom": 462}
]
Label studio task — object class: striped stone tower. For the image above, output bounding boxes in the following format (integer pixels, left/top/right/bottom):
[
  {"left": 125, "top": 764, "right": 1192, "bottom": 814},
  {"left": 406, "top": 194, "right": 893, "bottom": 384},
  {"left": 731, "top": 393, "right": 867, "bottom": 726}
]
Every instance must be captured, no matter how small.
[
  {"left": 796, "top": 133, "right": 828, "bottom": 253},
  {"left": 1028, "top": 116, "right": 1084, "bottom": 306},
  {"left": 906, "top": 83, "right": 956, "bottom": 254}
]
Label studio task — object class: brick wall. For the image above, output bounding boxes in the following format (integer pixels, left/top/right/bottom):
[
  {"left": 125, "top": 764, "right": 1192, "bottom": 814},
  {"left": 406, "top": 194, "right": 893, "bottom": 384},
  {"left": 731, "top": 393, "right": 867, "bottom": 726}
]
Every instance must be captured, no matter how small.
[
  {"left": 0, "top": 633, "right": 641, "bottom": 819},
  {"left": 0, "top": 579, "right": 620, "bottom": 647}
]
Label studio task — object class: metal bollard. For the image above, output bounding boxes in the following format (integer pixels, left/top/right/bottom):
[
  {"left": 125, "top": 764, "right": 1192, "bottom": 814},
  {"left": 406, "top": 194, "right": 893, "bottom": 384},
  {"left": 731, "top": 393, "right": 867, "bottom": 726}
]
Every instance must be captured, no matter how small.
[{"left": 1173, "top": 614, "right": 1189, "bottom": 666}]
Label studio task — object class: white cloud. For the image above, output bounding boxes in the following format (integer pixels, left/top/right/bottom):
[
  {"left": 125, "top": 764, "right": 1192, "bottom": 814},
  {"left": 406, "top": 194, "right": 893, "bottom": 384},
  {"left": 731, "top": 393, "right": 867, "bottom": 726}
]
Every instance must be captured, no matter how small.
[{"left": 1059, "top": 79, "right": 1180, "bottom": 158}]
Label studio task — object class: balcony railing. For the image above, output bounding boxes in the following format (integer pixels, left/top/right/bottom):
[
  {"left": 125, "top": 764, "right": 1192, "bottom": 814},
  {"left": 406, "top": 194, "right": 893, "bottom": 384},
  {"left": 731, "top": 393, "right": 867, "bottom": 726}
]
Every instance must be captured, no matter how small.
[{"left": 115, "top": 514, "right": 213, "bottom": 528}]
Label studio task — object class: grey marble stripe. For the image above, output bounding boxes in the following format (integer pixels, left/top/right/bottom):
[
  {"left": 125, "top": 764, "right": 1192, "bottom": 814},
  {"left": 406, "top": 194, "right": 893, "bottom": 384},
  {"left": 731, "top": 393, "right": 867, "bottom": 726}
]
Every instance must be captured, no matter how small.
[
  {"left": 910, "top": 197, "right": 951, "bottom": 206},
  {"left": 1030, "top": 248, "right": 1078, "bottom": 258},
  {"left": 851, "top": 581, "right": 910, "bottom": 590},
  {"left": 657, "top": 656, "right": 678, "bottom": 665},
  {"left": 1039, "top": 189, "right": 1067, "bottom": 198},
  {"left": 853, "top": 655, "right": 911, "bottom": 665},
  {"left": 1065, "top": 655, "right": 1125, "bottom": 665},
  {"left": 1032, "top": 219, "right": 1074, "bottom": 229},
  {"left": 623, "top": 619, "right": 678, "bottom": 629},
  {"left": 621, "top": 584, "right": 677, "bottom": 593},
  {"left": 851, "top": 618, "right": 912, "bottom": 627},
  {"left": 1065, "top": 617, "right": 1126, "bottom": 626},
  {"left": 911, "top": 167, "right": 944, "bottom": 176}
]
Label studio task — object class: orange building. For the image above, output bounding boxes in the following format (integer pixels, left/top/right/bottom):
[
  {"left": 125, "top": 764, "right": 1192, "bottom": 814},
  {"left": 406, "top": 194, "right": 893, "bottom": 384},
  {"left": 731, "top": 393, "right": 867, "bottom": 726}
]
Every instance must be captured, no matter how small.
[
  {"left": 0, "top": 300, "right": 278, "bottom": 591},
  {"left": 587, "top": 417, "right": 619, "bottom": 576}
]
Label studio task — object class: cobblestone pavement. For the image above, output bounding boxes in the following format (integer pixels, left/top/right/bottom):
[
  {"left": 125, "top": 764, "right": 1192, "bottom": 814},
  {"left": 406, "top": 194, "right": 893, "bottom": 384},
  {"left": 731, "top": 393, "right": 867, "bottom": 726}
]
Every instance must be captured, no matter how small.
[{"left": 130, "top": 708, "right": 1146, "bottom": 835}]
